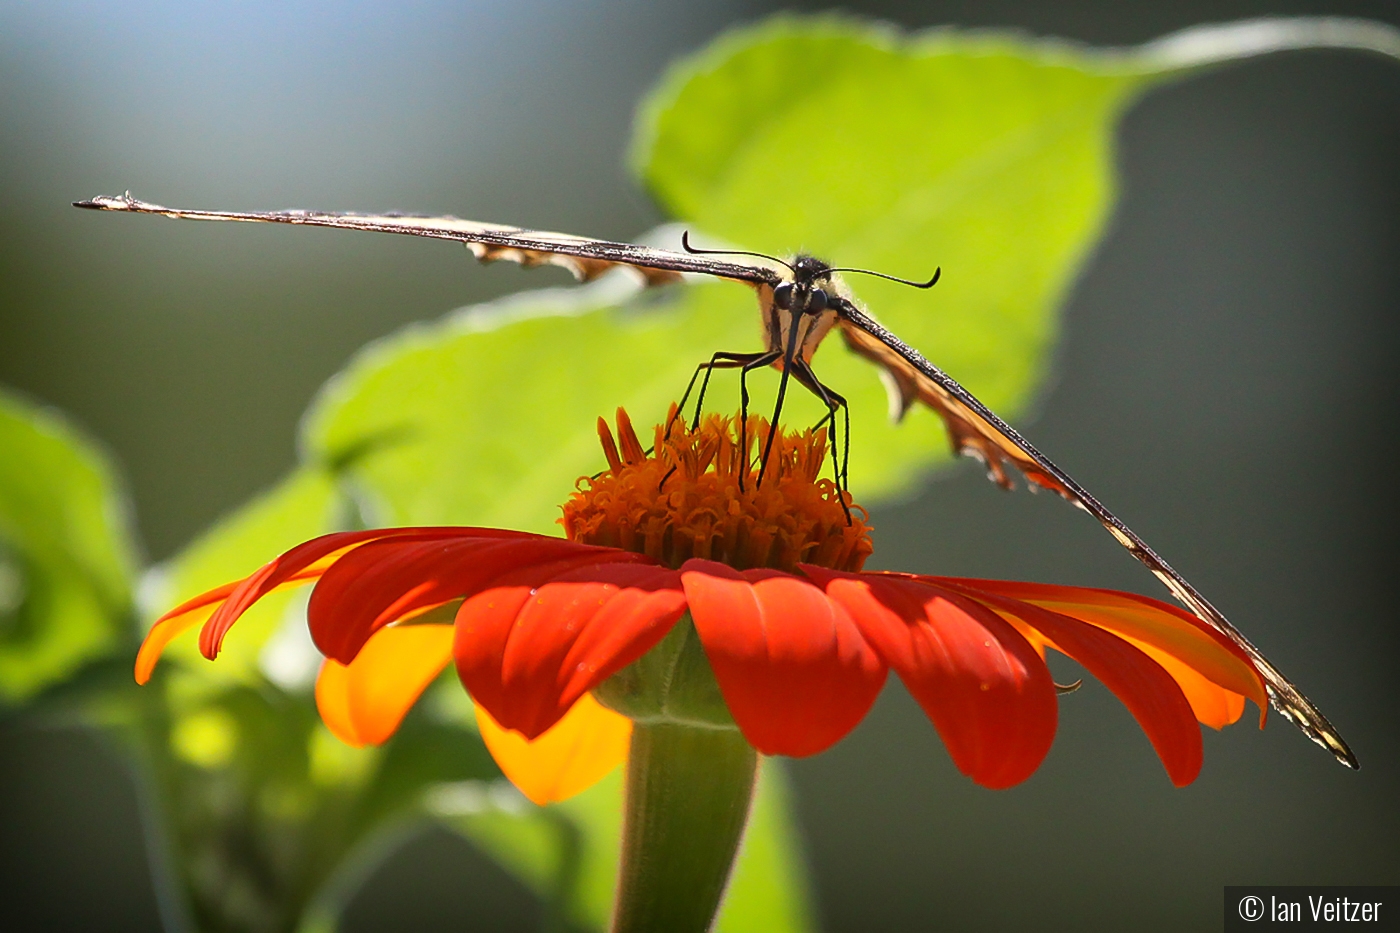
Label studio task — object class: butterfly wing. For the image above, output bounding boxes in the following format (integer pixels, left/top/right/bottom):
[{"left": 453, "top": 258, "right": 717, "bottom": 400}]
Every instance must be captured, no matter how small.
[
  {"left": 834, "top": 297, "right": 1357, "bottom": 769},
  {"left": 73, "top": 194, "right": 783, "bottom": 289}
]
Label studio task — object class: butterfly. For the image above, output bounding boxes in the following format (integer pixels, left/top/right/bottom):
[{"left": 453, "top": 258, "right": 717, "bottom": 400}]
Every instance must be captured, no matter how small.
[{"left": 73, "top": 192, "right": 1356, "bottom": 769}]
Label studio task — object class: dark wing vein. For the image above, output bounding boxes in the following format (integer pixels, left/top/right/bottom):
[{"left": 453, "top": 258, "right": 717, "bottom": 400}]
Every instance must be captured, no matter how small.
[
  {"left": 73, "top": 194, "right": 782, "bottom": 289},
  {"left": 834, "top": 297, "right": 1356, "bottom": 769}
]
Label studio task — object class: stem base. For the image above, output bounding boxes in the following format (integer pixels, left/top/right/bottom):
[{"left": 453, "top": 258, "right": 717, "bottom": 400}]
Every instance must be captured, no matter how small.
[{"left": 612, "top": 723, "right": 757, "bottom": 933}]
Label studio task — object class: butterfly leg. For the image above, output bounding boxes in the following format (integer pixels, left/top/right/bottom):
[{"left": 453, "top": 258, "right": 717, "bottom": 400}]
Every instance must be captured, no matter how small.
[
  {"left": 659, "top": 350, "right": 777, "bottom": 492},
  {"left": 790, "top": 360, "right": 851, "bottom": 484},
  {"left": 674, "top": 351, "right": 773, "bottom": 434},
  {"left": 788, "top": 360, "right": 853, "bottom": 521},
  {"left": 735, "top": 351, "right": 784, "bottom": 490},
  {"left": 755, "top": 312, "right": 813, "bottom": 487},
  {"left": 673, "top": 358, "right": 721, "bottom": 435}
]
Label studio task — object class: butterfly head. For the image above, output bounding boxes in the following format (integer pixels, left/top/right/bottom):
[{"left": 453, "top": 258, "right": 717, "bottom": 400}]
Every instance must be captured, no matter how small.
[{"left": 775, "top": 254, "right": 836, "bottom": 315}]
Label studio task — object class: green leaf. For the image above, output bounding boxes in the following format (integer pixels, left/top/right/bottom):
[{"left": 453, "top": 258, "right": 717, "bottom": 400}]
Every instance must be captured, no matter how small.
[
  {"left": 304, "top": 280, "right": 776, "bottom": 532},
  {"left": 304, "top": 16, "right": 1400, "bottom": 517},
  {"left": 633, "top": 17, "right": 1144, "bottom": 498},
  {"left": 356, "top": 717, "right": 502, "bottom": 829},
  {"left": 717, "top": 763, "right": 813, "bottom": 933},
  {"left": 146, "top": 466, "right": 337, "bottom": 683},
  {"left": 0, "top": 387, "right": 139, "bottom": 702},
  {"left": 304, "top": 31, "right": 1128, "bottom": 516},
  {"left": 303, "top": 265, "right": 1010, "bottom": 524},
  {"left": 629, "top": 15, "right": 1400, "bottom": 496},
  {"left": 550, "top": 770, "right": 623, "bottom": 930}
]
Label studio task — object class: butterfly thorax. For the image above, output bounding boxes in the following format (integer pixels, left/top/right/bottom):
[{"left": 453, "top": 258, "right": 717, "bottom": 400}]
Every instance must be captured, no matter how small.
[{"left": 765, "top": 254, "right": 844, "bottom": 365}]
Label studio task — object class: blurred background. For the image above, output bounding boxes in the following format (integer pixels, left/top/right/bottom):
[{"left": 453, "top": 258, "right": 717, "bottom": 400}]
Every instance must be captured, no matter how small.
[{"left": 1, "top": 0, "right": 1397, "bottom": 930}]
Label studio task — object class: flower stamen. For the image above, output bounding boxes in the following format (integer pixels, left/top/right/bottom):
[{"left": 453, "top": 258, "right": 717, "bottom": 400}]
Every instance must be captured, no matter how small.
[{"left": 562, "top": 405, "right": 873, "bottom": 573}]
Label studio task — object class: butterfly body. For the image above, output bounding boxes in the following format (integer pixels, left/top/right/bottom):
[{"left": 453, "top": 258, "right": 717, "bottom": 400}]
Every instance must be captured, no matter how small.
[
  {"left": 72, "top": 192, "right": 1357, "bottom": 769},
  {"left": 757, "top": 256, "right": 843, "bottom": 367}
]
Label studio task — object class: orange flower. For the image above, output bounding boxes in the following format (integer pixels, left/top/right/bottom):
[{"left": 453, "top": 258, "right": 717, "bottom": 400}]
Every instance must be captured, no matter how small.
[{"left": 136, "top": 408, "right": 1269, "bottom": 802}]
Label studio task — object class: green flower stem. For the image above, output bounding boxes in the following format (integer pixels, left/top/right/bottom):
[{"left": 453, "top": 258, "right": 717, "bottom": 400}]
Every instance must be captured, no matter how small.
[
  {"left": 597, "top": 616, "right": 759, "bottom": 931},
  {"left": 612, "top": 722, "right": 758, "bottom": 933}
]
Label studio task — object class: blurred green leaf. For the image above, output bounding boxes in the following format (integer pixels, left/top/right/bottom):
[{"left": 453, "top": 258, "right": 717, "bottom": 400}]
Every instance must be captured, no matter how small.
[
  {"left": 0, "top": 387, "right": 138, "bottom": 702},
  {"left": 717, "top": 763, "right": 813, "bottom": 933},
  {"left": 550, "top": 771, "right": 622, "bottom": 930},
  {"left": 305, "top": 279, "right": 765, "bottom": 533},
  {"left": 356, "top": 716, "right": 502, "bottom": 830},
  {"left": 447, "top": 781, "right": 589, "bottom": 925}
]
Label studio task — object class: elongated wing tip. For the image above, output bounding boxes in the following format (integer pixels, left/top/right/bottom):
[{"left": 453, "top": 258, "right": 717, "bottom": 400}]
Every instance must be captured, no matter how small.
[
  {"left": 1314, "top": 729, "right": 1360, "bottom": 770},
  {"left": 73, "top": 193, "right": 143, "bottom": 211},
  {"left": 1295, "top": 706, "right": 1360, "bottom": 769},
  {"left": 1266, "top": 684, "right": 1359, "bottom": 769}
]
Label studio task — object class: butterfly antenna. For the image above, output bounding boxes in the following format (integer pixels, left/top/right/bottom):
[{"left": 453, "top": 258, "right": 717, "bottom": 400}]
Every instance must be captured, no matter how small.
[
  {"left": 825, "top": 266, "right": 941, "bottom": 289},
  {"left": 681, "top": 231, "right": 794, "bottom": 273}
]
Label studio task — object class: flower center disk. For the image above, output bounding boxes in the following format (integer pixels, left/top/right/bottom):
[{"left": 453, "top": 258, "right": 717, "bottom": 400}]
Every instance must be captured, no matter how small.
[{"left": 561, "top": 405, "right": 872, "bottom": 573}]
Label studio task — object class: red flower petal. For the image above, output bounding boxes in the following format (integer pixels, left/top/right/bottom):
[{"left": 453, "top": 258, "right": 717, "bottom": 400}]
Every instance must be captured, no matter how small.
[
  {"left": 680, "top": 559, "right": 886, "bottom": 758},
  {"left": 946, "top": 583, "right": 1204, "bottom": 786},
  {"left": 1127, "top": 645, "right": 1246, "bottom": 730},
  {"left": 197, "top": 527, "right": 526, "bottom": 661},
  {"left": 454, "top": 562, "right": 687, "bottom": 739},
  {"left": 136, "top": 579, "right": 241, "bottom": 684},
  {"left": 804, "top": 567, "right": 1057, "bottom": 789},
  {"left": 308, "top": 533, "right": 637, "bottom": 663},
  {"left": 932, "top": 576, "right": 1266, "bottom": 719}
]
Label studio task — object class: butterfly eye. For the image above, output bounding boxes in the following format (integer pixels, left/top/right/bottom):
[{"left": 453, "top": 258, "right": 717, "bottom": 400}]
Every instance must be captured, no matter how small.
[
  {"left": 808, "top": 288, "right": 829, "bottom": 312},
  {"left": 774, "top": 283, "right": 794, "bottom": 310}
]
